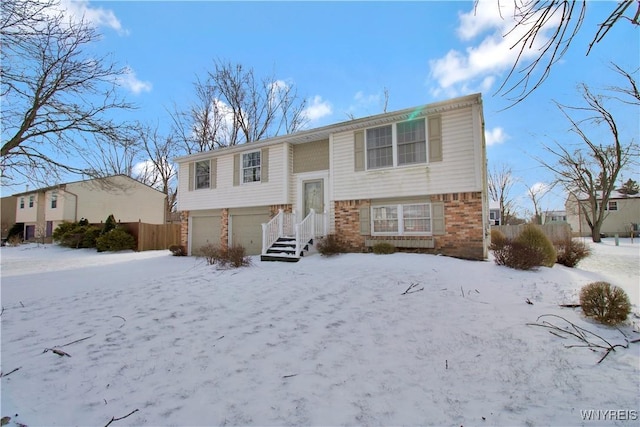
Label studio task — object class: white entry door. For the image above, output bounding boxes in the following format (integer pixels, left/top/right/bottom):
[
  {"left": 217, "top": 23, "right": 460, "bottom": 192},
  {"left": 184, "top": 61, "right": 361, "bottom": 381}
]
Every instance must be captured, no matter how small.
[{"left": 303, "top": 179, "right": 324, "bottom": 217}]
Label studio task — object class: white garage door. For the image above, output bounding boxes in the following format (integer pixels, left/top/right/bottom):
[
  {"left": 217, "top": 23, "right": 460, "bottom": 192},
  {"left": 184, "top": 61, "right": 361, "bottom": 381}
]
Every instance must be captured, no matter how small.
[
  {"left": 230, "top": 211, "right": 270, "bottom": 255},
  {"left": 191, "top": 215, "right": 221, "bottom": 255}
]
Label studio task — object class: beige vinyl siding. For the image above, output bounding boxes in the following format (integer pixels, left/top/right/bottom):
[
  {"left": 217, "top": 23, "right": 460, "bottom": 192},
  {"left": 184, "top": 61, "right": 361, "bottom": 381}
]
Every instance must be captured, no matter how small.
[
  {"left": 293, "top": 139, "right": 329, "bottom": 173},
  {"left": 69, "top": 176, "right": 166, "bottom": 224},
  {"left": 332, "top": 106, "right": 481, "bottom": 201},
  {"left": 178, "top": 144, "right": 288, "bottom": 211}
]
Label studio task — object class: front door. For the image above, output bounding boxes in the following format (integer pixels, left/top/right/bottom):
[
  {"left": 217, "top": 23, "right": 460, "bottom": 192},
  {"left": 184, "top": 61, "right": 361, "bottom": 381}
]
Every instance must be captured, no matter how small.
[{"left": 303, "top": 179, "right": 324, "bottom": 217}]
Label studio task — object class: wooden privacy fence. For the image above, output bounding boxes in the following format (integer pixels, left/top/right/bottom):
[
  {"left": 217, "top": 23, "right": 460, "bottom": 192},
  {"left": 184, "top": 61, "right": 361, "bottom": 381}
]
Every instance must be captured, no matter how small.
[
  {"left": 492, "top": 223, "right": 572, "bottom": 242},
  {"left": 120, "top": 222, "right": 181, "bottom": 251}
]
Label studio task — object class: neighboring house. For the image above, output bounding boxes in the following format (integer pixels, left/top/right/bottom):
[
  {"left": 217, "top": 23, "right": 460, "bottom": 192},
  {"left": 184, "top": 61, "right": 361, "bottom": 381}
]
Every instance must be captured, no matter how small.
[
  {"left": 566, "top": 191, "right": 640, "bottom": 237},
  {"left": 14, "top": 175, "right": 167, "bottom": 241},
  {"left": 176, "top": 93, "right": 489, "bottom": 260},
  {"left": 542, "top": 210, "right": 567, "bottom": 224},
  {"left": 489, "top": 200, "right": 501, "bottom": 226},
  {"left": 1, "top": 196, "right": 18, "bottom": 241}
]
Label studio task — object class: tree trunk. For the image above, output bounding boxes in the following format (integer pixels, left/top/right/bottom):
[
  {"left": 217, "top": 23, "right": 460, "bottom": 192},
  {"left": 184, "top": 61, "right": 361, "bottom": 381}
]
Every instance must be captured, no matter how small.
[{"left": 591, "top": 224, "right": 602, "bottom": 243}]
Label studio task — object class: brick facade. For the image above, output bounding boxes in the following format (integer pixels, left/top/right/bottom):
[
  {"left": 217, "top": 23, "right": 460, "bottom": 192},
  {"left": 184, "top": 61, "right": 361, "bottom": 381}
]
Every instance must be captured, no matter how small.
[
  {"left": 333, "top": 199, "right": 369, "bottom": 251},
  {"left": 432, "top": 192, "right": 484, "bottom": 260},
  {"left": 179, "top": 210, "right": 189, "bottom": 248},
  {"left": 221, "top": 208, "right": 229, "bottom": 249},
  {"left": 270, "top": 204, "right": 293, "bottom": 217},
  {"left": 334, "top": 192, "right": 485, "bottom": 260}
]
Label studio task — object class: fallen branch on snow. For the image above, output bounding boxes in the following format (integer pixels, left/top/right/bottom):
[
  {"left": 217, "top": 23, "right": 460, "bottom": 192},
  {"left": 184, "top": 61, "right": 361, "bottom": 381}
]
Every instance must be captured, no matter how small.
[
  {"left": 559, "top": 304, "right": 581, "bottom": 308},
  {"left": 527, "top": 314, "right": 634, "bottom": 364},
  {"left": 43, "top": 348, "right": 71, "bottom": 357},
  {"left": 401, "top": 283, "right": 424, "bottom": 295},
  {"left": 104, "top": 409, "right": 139, "bottom": 427},
  {"left": 0, "top": 367, "right": 21, "bottom": 378}
]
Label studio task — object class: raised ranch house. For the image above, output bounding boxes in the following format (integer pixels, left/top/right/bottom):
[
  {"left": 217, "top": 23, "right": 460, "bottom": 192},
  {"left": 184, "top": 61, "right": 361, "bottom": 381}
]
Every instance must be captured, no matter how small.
[
  {"left": 14, "top": 175, "right": 167, "bottom": 241},
  {"left": 176, "top": 93, "right": 489, "bottom": 261},
  {"left": 566, "top": 191, "right": 640, "bottom": 237}
]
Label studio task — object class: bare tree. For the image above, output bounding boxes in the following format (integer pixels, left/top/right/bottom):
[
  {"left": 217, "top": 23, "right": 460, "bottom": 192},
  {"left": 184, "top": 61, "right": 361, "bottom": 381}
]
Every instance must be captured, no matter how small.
[
  {"left": 136, "top": 125, "right": 179, "bottom": 220},
  {"left": 526, "top": 183, "right": 551, "bottom": 224},
  {"left": 172, "top": 61, "right": 308, "bottom": 152},
  {"left": 495, "top": 0, "right": 639, "bottom": 104},
  {"left": 81, "top": 133, "right": 141, "bottom": 177},
  {"left": 488, "top": 163, "right": 518, "bottom": 225},
  {"left": 1, "top": 0, "right": 135, "bottom": 185},
  {"left": 540, "top": 76, "right": 639, "bottom": 242}
]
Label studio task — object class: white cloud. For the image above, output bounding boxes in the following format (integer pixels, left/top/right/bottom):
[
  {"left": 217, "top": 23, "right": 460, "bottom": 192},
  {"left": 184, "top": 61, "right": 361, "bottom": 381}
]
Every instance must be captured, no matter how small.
[
  {"left": 429, "top": 0, "right": 561, "bottom": 97},
  {"left": 530, "top": 182, "right": 551, "bottom": 195},
  {"left": 58, "top": 0, "right": 127, "bottom": 34},
  {"left": 304, "top": 96, "right": 332, "bottom": 122},
  {"left": 485, "top": 126, "right": 508, "bottom": 146},
  {"left": 117, "top": 67, "right": 152, "bottom": 94}
]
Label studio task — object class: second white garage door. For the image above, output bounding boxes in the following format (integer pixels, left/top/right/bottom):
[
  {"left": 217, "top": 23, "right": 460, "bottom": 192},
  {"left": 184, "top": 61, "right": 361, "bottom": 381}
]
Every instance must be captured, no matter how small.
[{"left": 229, "top": 208, "right": 271, "bottom": 256}]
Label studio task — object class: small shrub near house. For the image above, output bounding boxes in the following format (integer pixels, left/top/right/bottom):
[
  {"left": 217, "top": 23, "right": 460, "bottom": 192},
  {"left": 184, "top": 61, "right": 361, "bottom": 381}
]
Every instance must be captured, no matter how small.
[
  {"left": 198, "top": 243, "right": 250, "bottom": 268},
  {"left": 579, "top": 281, "right": 631, "bottom": 326},
  {"left": 372, "top": 242, "right": 395, "bottom": 255},
  {"left": 492, "top": 240, "right": 547, "bottom": 270},
  {"left": 316, "top": 234, "right": 348, "bottom": 257},
  {"left": 102, "top": 214, "right": 117, "bottom": 234},
  {"left": 96, "top": 228, "right": 136, "bottom": 252},
  {"left": 554, "top": 238, "right": 591, "bottom": 267},
  {"left": 514, "top": 224, "right": 556, "bottom": 268},
  {"left": 169, "top": 245, "right": 187, "bottom": 256}
]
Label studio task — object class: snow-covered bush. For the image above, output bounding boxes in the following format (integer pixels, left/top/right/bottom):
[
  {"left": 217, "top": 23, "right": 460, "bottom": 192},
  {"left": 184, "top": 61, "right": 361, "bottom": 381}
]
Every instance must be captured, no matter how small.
[{"left": 580, "top": 281, "right": 631, "bottom": 326}]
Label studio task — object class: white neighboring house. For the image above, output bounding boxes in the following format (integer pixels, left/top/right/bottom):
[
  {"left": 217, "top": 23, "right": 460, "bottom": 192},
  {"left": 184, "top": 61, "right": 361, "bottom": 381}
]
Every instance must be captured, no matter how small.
[
  {"left": 489, "top": 200, "right": 501, "bottom": 226},
  {"left": 542, "top": 210, "right": 567, "bottom": 224},
  {"left": 176, "top": 94, "right": 489, "bottom": 261},
  {"left": 566, "top": 191, "right": 640, "bottom": 237},
  {"left": 14, "top": 175, "right": 167, "bottom": 241}
]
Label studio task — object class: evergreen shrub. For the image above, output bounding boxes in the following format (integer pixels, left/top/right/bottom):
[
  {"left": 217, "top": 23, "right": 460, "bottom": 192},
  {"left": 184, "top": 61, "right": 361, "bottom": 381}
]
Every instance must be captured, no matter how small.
[
  {"left": 96, "top": 228, "right": 136, "bottom": 252},
  {"left": 579, "top": 281, "right": 631, "bottom": 326}
]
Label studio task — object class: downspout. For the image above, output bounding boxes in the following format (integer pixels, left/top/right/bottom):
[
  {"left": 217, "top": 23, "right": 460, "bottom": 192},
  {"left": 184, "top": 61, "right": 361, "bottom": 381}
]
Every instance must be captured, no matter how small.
[{"left": 62, "top": 186, "right": 79, "bottom": 222}]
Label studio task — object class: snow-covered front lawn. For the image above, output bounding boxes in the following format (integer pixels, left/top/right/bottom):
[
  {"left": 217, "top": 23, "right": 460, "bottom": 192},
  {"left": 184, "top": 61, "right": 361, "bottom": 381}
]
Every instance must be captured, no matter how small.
[{"left": 1, "top": 239, "right": 638, "bottom": 426}]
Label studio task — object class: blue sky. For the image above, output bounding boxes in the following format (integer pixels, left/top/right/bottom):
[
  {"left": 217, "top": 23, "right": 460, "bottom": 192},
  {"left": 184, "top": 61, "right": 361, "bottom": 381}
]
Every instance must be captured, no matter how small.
[{"left": 5, "top": 1, "right": 639, "bottom": 215}]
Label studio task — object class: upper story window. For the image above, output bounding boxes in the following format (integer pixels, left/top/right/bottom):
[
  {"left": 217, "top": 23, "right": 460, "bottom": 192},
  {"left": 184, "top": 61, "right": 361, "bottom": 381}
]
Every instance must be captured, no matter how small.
[
  {"left": 20, "top": 197, "right": 24, "bottom": 209},
  {"left": 28, "top": 195, "right": 34, "bottom": 208},
  {"left": 366, "top": 125, "right": 393, "bottom": 169},
  {"left": 51, "top": 192, "right": 58, "bottom": 209},
  {"left": 607, "top": 201, "right": 618, "bottom": 211},
  {"left": 195, "top": 160, "right": 210, "bottom": 190},
  {"left": 242, "top": 151, "right": 261, "bottom": 183},
  {"left": 366, "top": 118, "right": 427, "bottom": 170},
  {"left": 397, "top": 119, "right": 426, "bottom": 165}
]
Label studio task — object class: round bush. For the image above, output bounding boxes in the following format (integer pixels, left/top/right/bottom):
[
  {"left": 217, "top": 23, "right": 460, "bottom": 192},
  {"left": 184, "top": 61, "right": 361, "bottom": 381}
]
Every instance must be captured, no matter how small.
[
  {"left": 514, "top": 224, "right": 556, "bottom": 268},
  {"left": 96, "top": 228, "right": 136, "bottom": 252},
  {"left": 579, "top": 281, "right": 631, "bottom": 326},
  {"left": 372, "top": 242, "right": 395, "bottom": 254}
]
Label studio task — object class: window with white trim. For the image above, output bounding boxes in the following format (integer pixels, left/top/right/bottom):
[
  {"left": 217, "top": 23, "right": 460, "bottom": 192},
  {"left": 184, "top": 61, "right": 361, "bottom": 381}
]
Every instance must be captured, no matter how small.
[
  {"left": 372, "top": 203, "right": 431, "bottom": 235},
  {"left": 28, "top": 195, "right": 34, "bottom": 208},
  {"left": 366, "top": 125, "right": 393, "bottom": 169},
  {"left": 242, "top": 151, "right": 261, "bottom": 183},
  {"left": 607, "top": 201, "right": 618, "bottom": 211},
  {"left": 397, "top": 119, "right": 426, "bottom": 165},
  {"left": 51, "top": 191, "right": 58, "bottom": 209},
  {"left": 20, "top": 197, "right": 24, "bottom": 209},
  {"left": 195, "top": 160, "right": 210, "bottom": 189},
  {"left": 366, "top": 118, "right": 427, "bottom": 170}
]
